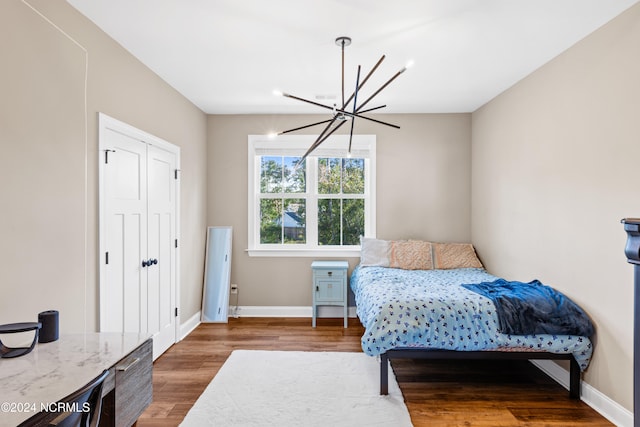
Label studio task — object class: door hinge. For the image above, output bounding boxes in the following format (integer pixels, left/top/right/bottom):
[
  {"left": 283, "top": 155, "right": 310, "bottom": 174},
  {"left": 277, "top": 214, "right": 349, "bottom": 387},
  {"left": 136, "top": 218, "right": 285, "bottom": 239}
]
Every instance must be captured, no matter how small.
[
  {"left": 105, "top": 252, "right": 109, "bottom": 264},
  {"left": 104, "top": 149, "right": 116, "bottom": 164},
  {"left": 174, "top": 169, "right": 180, "bottom": 180},
  {"left": 175, "top": 239, "right": 178, "bottom": 248},
  {"left": 175, "top": 307, "right": 179, "bottom": 317}
]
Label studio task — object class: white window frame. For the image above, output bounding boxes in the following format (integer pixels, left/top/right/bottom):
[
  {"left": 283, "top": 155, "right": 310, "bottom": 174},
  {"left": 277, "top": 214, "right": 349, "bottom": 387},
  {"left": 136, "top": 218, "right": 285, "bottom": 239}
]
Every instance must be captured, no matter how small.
[{"left": 247, "top": 134, "right": 376, "bottom": 257}]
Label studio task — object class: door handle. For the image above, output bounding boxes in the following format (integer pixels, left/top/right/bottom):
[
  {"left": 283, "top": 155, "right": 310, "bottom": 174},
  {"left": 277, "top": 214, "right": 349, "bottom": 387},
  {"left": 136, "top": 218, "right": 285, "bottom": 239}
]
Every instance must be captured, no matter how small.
[{"left": 142, "top": 259, "right": 158, "bottom": 268}]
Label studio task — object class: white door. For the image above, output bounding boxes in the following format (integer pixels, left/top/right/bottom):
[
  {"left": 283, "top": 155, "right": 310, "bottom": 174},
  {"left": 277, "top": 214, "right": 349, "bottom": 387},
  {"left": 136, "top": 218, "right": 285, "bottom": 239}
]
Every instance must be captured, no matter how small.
[
  {"left": 146, "top": 144, "right": 177, "bottom": 358},
  {"left": 99, "top": 114, "right": 180, "bottom": 360},
  {"left": 101, "top": 129, "right": 148, "bottom": 335}
]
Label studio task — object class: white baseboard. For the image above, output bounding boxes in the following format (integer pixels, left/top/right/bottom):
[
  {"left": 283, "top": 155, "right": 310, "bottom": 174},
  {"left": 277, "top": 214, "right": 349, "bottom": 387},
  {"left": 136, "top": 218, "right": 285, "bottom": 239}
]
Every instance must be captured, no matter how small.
[
  {"left": 230, "top": 305, "right": 357, "bottom": 318},
  {"left": 530, "top": 360, "right": 632, "bottom": 427},
  {"left": 177, "top": 307, "right": 356, "bottom": 334},
  {"left": 179, "top": 310, "right": 201, "bottom": 340}
]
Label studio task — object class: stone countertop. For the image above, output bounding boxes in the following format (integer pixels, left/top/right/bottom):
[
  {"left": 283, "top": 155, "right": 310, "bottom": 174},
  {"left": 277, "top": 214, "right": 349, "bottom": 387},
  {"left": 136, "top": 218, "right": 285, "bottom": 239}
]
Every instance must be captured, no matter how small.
[{"left": 0, "top": 332, "right": 150, "bottom": 426}]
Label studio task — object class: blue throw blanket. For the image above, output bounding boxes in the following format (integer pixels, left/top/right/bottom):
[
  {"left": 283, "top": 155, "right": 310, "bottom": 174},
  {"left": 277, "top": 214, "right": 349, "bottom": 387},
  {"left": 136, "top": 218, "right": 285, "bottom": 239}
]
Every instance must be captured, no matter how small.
[{"left": 461, "top": 279, "right": 594, "bottom": 337}]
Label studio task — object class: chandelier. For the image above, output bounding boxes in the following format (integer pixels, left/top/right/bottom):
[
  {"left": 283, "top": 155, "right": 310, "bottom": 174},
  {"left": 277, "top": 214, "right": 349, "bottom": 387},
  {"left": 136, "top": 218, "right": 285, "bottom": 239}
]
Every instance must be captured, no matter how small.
[{"left": 274, "top": 36, "right": 410, "bottom": 165}]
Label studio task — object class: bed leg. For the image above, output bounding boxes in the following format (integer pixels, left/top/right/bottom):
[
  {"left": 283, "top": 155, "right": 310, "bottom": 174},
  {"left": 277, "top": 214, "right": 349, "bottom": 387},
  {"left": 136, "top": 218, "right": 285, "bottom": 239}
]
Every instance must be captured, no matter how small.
[
  {"left": 380, "top": 353, "right": 389, "bottom": 395},
  {"left": 569, "top": 357, "right": 580, "bottom": 399}
]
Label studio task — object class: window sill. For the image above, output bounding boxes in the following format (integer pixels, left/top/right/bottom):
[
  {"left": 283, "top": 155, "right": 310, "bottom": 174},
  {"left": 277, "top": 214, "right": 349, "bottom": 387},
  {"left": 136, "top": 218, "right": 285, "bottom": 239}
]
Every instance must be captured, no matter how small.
[{"left": 246, "top": 248, "right": 361, "bottom": 258}]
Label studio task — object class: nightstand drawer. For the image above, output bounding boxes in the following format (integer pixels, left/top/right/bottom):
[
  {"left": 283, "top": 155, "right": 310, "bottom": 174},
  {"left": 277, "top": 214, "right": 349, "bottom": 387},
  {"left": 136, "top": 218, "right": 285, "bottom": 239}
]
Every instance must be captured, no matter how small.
[{"left": 313, "top": 269, "right": 345, "bottom": 279}]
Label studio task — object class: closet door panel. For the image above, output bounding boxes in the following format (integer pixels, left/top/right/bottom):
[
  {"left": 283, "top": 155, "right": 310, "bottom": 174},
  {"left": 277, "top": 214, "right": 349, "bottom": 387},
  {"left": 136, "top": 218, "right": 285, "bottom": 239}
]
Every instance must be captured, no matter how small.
[
  {"left": 101, "top": 130, "right": 148, "bottom": 334},
  {"left": 147, "top": 145, "right": 177, "bottom": 359}
]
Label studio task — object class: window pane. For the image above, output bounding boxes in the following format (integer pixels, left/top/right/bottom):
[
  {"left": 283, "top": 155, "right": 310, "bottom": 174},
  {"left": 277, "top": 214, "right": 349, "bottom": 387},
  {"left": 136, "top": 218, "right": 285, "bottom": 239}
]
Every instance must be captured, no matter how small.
[
  {"left": 318, "top": 158, "right": 341, "bottom": 194},
  {"left": 342, "top": 199, "right": 364, "bottom": 245},
  {"left": 342, "top": 158, "right": 365, "bottom": 194},
  {"left": 260, "top": 198, "right": 307, "bottom": 244},
  {"left": 283, "top": 199, "right": 306, "bottom": 244},
  {"left": 318, "top": 198, "right": 364, "bottom": 246},
  {"left": 261, "top": 156, "right": 305, "bottom": 193},
  {"left": 283, "top": 157, "right": 305, "bottom": 193},
  {"left": 260, "top": 156, "right": 282, "bottom": 193},
  {"left": 318, "top": 199, "right": 341, "bottom": 245},
  {"left": 260, "top": 199, "right": 282, "bottom": 243}
]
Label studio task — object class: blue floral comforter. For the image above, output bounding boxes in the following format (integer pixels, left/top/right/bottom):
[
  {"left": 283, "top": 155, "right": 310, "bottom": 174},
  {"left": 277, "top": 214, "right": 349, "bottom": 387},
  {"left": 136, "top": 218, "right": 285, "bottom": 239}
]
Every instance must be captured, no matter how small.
[{"left": 350, "top": 265, "right": 593, "bottom": 370}]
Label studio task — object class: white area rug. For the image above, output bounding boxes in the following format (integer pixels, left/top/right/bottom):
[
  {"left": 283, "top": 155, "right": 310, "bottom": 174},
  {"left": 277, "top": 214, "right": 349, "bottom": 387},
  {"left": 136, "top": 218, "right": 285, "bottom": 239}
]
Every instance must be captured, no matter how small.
[{"left": 180, "top": 350, "right": 413, "bottom": 427}]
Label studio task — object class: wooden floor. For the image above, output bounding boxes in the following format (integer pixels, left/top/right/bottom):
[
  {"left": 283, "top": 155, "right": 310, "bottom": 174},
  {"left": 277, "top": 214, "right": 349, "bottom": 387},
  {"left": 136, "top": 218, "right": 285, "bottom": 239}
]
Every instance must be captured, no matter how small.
[{"left": 137, "top": 317, "right": 612, "bottom": 426}]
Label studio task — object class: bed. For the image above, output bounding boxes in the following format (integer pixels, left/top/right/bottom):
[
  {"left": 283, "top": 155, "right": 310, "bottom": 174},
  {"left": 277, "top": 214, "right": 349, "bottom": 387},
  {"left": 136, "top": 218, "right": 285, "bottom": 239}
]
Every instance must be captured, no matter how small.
[{"left": 351, "top": 239, "right": 594, "bottom": 398}]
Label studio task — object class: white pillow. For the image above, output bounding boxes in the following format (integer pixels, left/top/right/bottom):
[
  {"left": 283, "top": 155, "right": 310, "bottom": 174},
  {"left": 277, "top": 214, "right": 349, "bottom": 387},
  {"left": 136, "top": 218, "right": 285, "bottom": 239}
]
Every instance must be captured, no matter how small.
[{"left": 360, "top": 237, "right": 390, "bottom": 267}]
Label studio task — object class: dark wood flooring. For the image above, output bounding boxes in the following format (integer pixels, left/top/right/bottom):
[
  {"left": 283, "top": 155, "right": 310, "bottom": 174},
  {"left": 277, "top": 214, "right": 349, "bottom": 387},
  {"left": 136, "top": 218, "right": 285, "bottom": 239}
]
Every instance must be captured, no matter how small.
[{"left": 137, "top": 317, "right": 612, "bottom": 426}]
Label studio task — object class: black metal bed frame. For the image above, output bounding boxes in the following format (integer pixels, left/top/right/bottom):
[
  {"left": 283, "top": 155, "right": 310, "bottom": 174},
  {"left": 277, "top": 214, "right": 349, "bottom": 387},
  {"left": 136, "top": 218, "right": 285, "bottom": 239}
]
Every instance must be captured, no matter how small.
[{"left": 379, "top": 348, "right": 581, "bottom": 398}]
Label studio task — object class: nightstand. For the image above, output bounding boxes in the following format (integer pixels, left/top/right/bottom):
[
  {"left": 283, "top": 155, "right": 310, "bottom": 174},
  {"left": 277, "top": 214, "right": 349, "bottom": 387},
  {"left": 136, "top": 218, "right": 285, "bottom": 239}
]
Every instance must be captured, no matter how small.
[{"left": 311, "top": 260, "right": 349, "bottom": 328}]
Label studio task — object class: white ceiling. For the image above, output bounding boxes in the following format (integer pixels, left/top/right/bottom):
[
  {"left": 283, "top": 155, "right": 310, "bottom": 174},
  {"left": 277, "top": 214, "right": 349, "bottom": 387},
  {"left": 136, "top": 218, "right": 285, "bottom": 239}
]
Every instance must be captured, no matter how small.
[{"left": 66, "top": 0, "right": 638, "bottom": 114}]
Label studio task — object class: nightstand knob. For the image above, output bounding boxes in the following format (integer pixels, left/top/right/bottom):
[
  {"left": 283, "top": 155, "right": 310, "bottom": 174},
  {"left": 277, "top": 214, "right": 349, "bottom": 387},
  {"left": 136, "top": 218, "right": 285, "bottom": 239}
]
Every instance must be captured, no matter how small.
[{"left": 328, "top": 271, "right": 332, "bottom": 276}]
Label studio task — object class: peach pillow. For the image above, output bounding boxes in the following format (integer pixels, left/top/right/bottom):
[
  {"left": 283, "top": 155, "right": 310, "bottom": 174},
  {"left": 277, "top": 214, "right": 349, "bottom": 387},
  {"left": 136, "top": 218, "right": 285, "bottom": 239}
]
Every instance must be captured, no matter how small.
[
  {"left": 433, "top": 243, "right": 483, "bottom": 269},
  {"left": 389, "top": 240, "right": 433, "bottom": 270}
]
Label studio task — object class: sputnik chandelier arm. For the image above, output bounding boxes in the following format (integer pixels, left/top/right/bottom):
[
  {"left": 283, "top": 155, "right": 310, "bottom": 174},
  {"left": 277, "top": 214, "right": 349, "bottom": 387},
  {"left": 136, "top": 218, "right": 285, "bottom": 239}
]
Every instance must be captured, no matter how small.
[
  {"left": 343, "top": 54, "right": 385, "bottom": 110},
  {"left": 277, "top": 118, "right": 334, "bottom": 135},
  {"left": 348, "top": 65, "right": 361, "bottom": 154},
  {"left": 300, "top": 118, "right": 348, "bottom": 162},
  {"left": 274, "top": 36, "right": 409, "bottom": 166},
  {"left": 279, "top": 92, "right": 400, "bottom": 128}
]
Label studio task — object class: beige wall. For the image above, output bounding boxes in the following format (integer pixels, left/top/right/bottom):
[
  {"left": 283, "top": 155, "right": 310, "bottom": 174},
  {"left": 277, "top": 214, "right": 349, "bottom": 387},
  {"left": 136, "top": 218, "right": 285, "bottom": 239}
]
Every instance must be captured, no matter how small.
[
  {"left": 0, "top": 1, "right": 86, "bottom": 332},
  {"left": 0, "top": 1, "right": 207, "bottom": 332},
  {"left": 207, "top": 113, "right": 472, "bottom": 306},
  {"left": 5, "top": 0, "right": 635, "bottom": 415},
  {"left": 472, "top": 2, "right": 640, "bottom": 411}
]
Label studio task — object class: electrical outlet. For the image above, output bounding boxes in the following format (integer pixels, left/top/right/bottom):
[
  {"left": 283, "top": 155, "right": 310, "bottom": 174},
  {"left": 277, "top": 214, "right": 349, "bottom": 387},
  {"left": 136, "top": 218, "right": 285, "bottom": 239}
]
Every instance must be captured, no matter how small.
[{"left": 230, "top": 283, "right": 238, "bottom": 294}]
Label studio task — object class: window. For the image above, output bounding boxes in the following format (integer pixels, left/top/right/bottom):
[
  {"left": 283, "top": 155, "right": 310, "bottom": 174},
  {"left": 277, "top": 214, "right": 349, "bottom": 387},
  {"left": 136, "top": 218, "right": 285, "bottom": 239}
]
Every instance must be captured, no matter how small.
[{"left": 248, "top": 134, "right": 376, "bottom": 257}]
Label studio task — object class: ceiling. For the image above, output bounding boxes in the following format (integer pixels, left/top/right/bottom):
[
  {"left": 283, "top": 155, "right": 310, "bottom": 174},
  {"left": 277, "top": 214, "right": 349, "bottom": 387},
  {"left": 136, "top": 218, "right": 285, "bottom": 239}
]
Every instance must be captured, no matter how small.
[{"left": 66, "top": 0, "right": 638, "bottom": 114}]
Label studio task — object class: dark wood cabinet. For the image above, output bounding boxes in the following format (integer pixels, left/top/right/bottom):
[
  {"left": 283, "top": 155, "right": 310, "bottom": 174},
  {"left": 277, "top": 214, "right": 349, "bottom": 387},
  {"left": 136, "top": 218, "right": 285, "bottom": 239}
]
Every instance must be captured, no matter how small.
[{"left": 100, "top": 338, "right": 153, "bottom": 427}]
